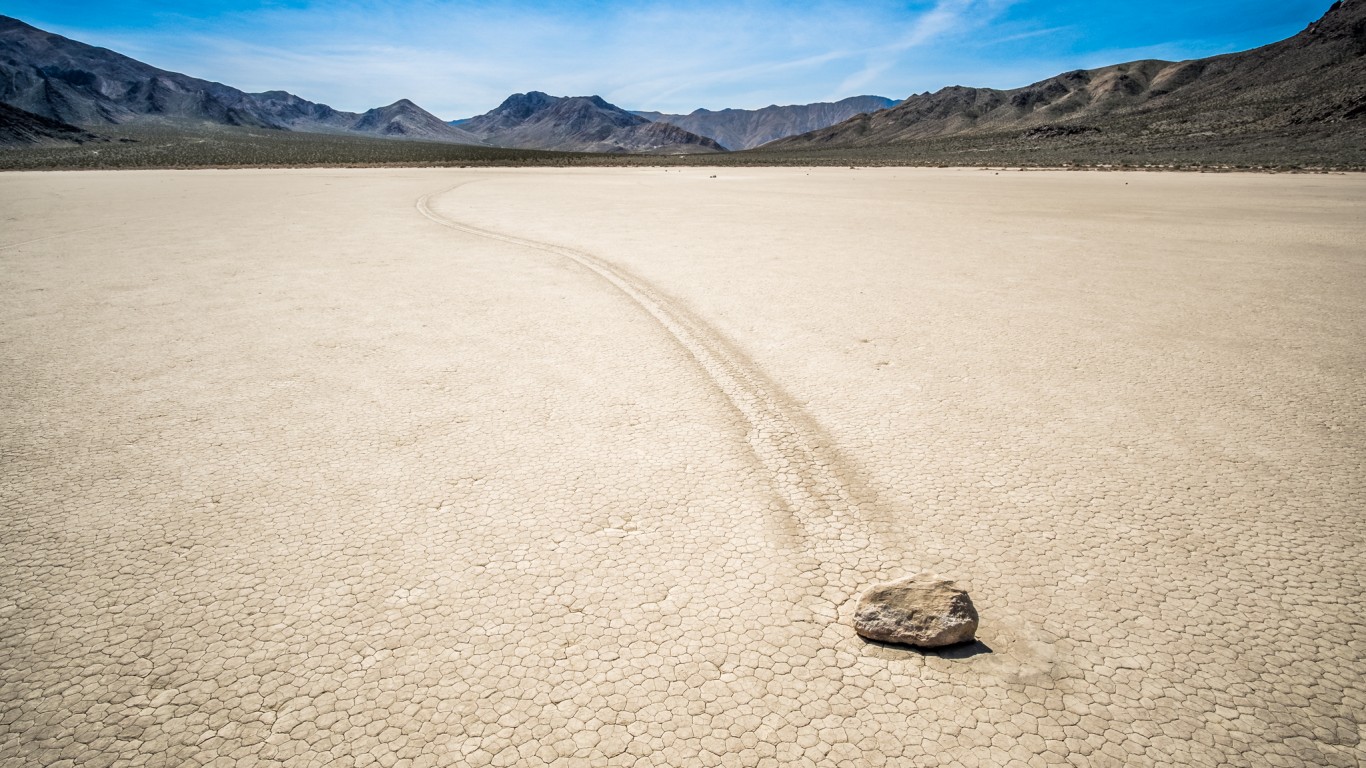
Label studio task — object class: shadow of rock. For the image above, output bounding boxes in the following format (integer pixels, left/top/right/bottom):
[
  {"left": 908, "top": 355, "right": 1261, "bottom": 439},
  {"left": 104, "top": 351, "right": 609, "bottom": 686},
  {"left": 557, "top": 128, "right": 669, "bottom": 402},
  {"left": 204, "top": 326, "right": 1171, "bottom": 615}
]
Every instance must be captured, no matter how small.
[
  {"left": 860, "top": 636, "right": 994, "bottom": 660},
  {"left": 858, "top": 615, "right": 1057, "bottom": 685}
]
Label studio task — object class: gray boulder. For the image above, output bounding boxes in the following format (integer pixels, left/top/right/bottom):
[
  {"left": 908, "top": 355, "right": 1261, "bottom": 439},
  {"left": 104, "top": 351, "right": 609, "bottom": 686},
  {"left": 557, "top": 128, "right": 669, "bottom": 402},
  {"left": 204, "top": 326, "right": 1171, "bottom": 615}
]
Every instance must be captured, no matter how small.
[{"left": 854, "top": 574, "right": 978, "bottom": 647}]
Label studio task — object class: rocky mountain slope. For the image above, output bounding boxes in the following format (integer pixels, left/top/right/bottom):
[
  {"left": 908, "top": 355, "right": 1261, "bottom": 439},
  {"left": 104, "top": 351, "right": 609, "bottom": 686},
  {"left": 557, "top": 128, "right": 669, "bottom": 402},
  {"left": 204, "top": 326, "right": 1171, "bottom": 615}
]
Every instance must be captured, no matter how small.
[
  {"left": 766, "top": 0, "right": 1366, "bottom": 158},
  {"left": 0, "top": 101, "right": 107, "bottom": 145},
  {"left": 0, "top": 15, "right": 484, "bottom": 145},
  {"left": 347, "top": 99, "right": 482, "bottom": 142},
  {"left": 635, "top": 96, "right": 898, "bottom": 150},
  {"left": 458, "top": 92, "right": 724, "bottom": 154}
]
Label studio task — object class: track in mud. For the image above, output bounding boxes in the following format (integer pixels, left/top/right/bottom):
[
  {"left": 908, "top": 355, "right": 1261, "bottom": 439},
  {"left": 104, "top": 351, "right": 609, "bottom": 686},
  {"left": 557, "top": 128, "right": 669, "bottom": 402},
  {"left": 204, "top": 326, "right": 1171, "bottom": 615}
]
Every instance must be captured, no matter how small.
[
  {"left": 418, "top": 181, "right": 1059, "bottom": 681},
  {"left": 416, "top": 183, "right": 894, "bottom": 566}
]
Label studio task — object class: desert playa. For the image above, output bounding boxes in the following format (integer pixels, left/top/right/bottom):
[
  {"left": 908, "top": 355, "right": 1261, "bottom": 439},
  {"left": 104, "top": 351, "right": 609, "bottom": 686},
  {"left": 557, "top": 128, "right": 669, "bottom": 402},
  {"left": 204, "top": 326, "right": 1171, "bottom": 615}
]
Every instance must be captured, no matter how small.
[{"left": 2, "top": 167, "right": 1363, "bottom": 766}]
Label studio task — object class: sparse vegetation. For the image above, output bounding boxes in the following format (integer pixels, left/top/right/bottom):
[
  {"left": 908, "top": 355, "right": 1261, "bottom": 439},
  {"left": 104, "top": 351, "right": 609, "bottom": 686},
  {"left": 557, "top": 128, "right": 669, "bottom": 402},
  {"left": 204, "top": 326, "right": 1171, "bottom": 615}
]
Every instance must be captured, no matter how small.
[
  {"left": 3, "top": 120, "right": 1363, "bottom": 172},
  {"left": 0, "top": 124, "right": 596, "bottom": 170}
]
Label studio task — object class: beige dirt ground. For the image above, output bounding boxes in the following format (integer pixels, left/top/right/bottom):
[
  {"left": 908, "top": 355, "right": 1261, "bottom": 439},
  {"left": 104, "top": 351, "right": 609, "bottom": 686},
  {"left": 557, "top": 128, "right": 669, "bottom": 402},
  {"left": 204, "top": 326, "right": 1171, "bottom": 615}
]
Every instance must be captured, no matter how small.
[{"left": 2, "top": 167, "right": 1363, "bottom": 767}]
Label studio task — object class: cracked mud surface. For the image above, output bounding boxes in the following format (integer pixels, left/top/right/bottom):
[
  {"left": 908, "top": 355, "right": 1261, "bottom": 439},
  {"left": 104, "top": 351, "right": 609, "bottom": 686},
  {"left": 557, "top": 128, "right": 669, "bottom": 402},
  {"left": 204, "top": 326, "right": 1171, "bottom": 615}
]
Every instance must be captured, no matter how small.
[{"left": 2, "top": 168, "right": 1363, "bottom": 766}]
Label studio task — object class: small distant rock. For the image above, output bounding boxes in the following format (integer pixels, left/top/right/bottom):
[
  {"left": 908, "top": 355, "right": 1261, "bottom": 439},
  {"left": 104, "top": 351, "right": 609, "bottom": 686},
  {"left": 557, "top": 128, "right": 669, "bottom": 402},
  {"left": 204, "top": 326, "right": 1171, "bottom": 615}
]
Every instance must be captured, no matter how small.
[{"left": 853, "top": 574, "right": 978, "bottom": 648}]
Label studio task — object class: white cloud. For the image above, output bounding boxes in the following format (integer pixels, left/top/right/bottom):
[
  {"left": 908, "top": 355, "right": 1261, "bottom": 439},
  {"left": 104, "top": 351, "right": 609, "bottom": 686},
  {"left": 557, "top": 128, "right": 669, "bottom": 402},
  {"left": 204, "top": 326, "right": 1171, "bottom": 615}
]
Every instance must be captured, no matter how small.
[{"left": 833, "top": 0, "right": 1017, "bottom": 97}]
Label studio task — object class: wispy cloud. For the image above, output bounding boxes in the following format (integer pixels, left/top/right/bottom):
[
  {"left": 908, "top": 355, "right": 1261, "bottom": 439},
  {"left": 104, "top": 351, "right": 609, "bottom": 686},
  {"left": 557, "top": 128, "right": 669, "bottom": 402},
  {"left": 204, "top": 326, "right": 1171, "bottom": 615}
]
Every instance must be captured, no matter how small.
[{"left": 831, "top": 0, "right": 1017, "bottom": 97}]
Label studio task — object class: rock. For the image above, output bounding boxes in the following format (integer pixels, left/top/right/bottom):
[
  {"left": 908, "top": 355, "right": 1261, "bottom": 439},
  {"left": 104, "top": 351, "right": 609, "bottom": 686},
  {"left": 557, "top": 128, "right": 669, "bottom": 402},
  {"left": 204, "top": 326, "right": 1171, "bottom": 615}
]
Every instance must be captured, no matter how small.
[{"left": 853, "top": 574, "right": 978, "bottom": 647}]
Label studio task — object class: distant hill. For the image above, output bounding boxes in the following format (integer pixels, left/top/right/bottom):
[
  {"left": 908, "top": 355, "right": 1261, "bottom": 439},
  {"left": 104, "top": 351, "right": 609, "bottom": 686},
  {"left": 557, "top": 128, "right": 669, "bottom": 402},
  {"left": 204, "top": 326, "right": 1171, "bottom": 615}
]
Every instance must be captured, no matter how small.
[
  {"left": 0, "top": 101, "right": 107, "bottom": 146},
  {"left": 0, "top": 15, "right": 485, "bottom": 145},
  {"left": 347, "top": 99, "right": 483, "bottom": 142},
  {"left": 457, "top": 92, "right": 725, "bottom": 154},
  {"left": 635, "top": 96, "right": 899, "bottom": 150},
  {"left": 764, "top": 0, "right": 1366, "bottom": 161}
]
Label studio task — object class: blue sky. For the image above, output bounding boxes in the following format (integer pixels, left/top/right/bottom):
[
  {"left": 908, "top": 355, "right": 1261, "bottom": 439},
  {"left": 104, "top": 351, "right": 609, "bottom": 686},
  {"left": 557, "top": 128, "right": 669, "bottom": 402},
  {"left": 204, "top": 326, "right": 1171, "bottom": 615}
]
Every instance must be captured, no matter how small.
[{"left": 5, "top": 0, "right": 1332, "bottom": 119}]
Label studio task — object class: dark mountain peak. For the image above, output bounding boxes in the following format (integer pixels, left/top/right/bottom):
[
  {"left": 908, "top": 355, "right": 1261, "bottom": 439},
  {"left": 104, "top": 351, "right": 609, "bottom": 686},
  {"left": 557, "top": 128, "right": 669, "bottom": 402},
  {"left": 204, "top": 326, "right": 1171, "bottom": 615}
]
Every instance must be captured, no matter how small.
[
  {"left": 495, "top": 91, "right": 559, "bottom": 118},
  {"left": 344, "top": 99, "right": 485, "bottom": 143},
  {"left": 1300, "top": 0, "right": 1366, "bottom": 52},
  {"left": 360, "top": 99, "right": 433, "bottom": 118},
  {"left": 0, "top": 14, "right": 39, "bottom": 33},
  {"left": 549, "top": 95, "right": 644, "bottom": 126},
  {"left": 461, "top": 91, "right": 722, "bottom": 153},
  {"left": 360, "top": 98, "right": 429, "bottom": 118},
  {"left": 492, "top": 92, "right": 629, "bottom": 120},
  {"left": 1311, "top": 0, "right": 1365, "bottom": 28}
]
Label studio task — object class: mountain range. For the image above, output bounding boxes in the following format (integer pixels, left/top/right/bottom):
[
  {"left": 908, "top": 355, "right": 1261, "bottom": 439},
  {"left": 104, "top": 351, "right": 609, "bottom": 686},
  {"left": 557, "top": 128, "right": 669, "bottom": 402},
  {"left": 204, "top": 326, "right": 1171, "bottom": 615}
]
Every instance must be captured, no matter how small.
[
  {"left": 2, "top": 2, "right": 1363, "bottom": 166},
  {"left": 0, "top": 15, "right": 749, "bottom": 153},
  {"left": 767, "top": 0, "right": 1365, "bottom": 158},
  {"left": 634, "top": 96, "right": 900, "bottom": 150},
  {"left": 0, "top": 16, "right": 490, "bottom": 145}
]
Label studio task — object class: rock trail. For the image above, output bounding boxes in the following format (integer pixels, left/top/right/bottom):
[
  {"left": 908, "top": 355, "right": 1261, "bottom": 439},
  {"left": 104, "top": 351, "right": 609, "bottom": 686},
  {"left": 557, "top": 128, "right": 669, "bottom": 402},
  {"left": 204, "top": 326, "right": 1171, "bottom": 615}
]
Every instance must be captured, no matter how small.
[{"left": 417, "top": 182, "right": 908, "bottom": 603}]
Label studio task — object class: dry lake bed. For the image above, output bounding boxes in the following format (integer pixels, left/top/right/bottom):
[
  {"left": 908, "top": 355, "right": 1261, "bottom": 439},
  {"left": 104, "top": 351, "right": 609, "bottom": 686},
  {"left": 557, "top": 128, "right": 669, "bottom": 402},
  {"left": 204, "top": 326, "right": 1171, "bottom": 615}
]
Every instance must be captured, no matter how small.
[{"left": 2, "top": 167, "right": 1363, "bottom": 767}]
